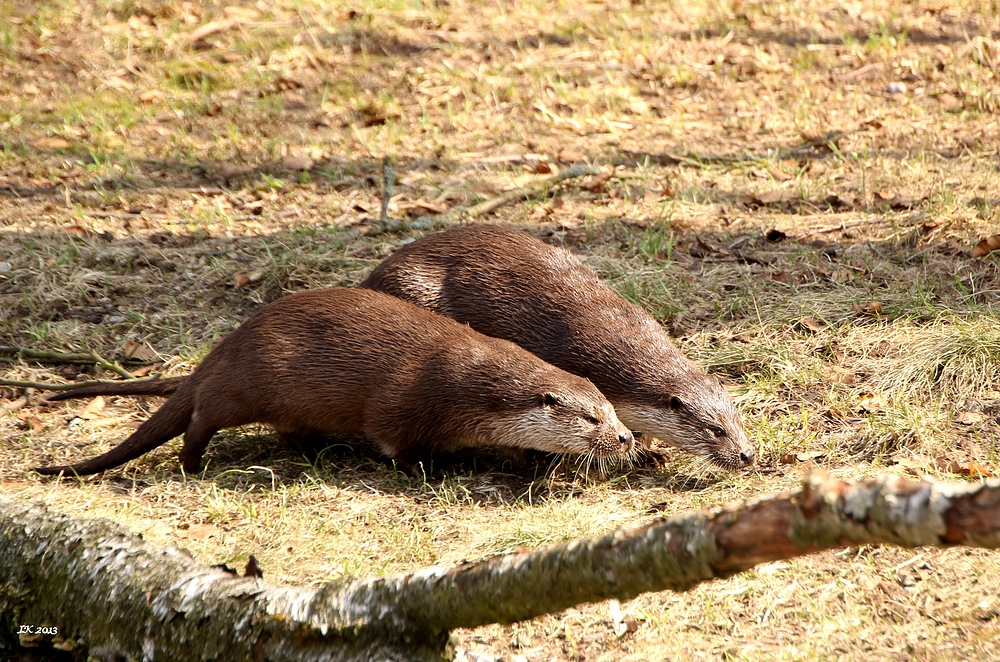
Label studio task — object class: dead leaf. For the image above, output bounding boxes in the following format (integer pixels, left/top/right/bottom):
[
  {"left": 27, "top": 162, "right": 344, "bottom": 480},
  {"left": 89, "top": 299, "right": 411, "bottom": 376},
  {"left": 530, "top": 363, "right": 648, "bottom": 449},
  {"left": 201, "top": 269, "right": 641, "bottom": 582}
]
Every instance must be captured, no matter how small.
[
  {"left": 177, "top": 523, "right": 221, "bottom": 540},
  {"left": 768, "top": 166, "right": 793, "bottom": 181},
  {"left": 232, "top": 270, "right": 264, "bottom": 289},
  {"left": 852, "top": 301, "right": 884, "bottom": 316},
  {"left": 124, "top": 341, "right": 160, "bottom": 362},
  {"left": 143, "top": 123, "right": 173, "bottom": 137},
  {"left": 33, "top": 137, "right": 71, "bottom": 150},
  {"left": 857, "top": 392, "right": 886, "bottom": 413},
  {"left": 771, "top": 270, "right": 797, "bottom": 285},
  {"left": 523, "top": 155, "right": 552, "bottom": 174},
  {"left": 967, "top": 461, "right": 994, "bottom": 477},
  {"left": 896, "top": 457, "right": 929, "bottom": 475},
  {"left": 798, "top": 317, "right": 827, "bottom": 333},
  {"left": 780, "top": 451, "right": 826, "bottom": 464},
  {"left": 404, "top": 200, "right": 448, "bottom": 218},
  {"left": 181, "top": 19, "right": 238, "bottom": 47},
  {"left": 78, "top": 396, "right": 105, "bottom": 420},
  {"left": 17, "top": 414, "right": 44, "bottom": 432},
  {"left": 755, "top": 190, "right": 796, "bottom": 205},
  {"left": 954, "top": 411, "right": 988, "bottom": 425},
  {"left": 281, "top": 155, "right": 314, "bottom": 171},
  {"left": 129, "top": 365, "right": 155, "bottom": 378},
  {"left": 971, "top": 234, "right": 1000, "bottom": 258},
  {"left": 138, "top": 89, "right": 161, "bottom": 103},
  {"left": 823, "top": 366, "right": 856, "bottom": 385},
  {"left": 884, "top": 193, "right": 920, "bottom": 210},
  {"left": 933, "top": 456, "right": 994, "bottom": 477},
  {"left": 583, "top": 171, "right": 613, "bottom": 192},
  {"left": 556, "top": 148, "right": 585, "bottom": 163},
  {"left": 831, "top": 268, "right": 854, "bottom": 283}
]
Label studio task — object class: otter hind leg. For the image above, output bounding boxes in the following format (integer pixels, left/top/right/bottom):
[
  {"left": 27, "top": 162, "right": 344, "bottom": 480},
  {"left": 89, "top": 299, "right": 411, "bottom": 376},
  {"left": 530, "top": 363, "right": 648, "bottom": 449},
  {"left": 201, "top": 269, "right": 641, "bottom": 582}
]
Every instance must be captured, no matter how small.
[{"left": 177, "top": 413, "right": 221, "bottom": 473}]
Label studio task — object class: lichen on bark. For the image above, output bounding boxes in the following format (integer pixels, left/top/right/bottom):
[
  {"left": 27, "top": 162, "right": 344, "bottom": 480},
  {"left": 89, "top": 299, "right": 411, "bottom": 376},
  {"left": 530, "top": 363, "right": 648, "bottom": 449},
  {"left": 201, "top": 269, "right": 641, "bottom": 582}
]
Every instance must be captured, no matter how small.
[{"left": 2, "top": 473, "right": 999, "bottom": 660}]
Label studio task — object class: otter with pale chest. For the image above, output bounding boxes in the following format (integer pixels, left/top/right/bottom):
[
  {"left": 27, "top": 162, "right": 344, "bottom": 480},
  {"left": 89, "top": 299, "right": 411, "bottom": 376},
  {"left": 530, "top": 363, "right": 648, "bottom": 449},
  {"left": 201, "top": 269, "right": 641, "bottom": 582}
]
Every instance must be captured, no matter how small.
[{"left": 37, "top": 288, "right": 634, "bottom": 476}]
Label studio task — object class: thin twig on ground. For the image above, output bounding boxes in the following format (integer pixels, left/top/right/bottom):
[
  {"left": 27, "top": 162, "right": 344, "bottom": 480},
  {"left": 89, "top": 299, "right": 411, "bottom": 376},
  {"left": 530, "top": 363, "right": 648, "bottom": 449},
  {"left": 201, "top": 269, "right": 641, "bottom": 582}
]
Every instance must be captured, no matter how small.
[
  {"left": 795, "top": 216, "right": 895, "bottom": 238},
  {"left": 0, "top": 346, "right": 136, "bottom": 379},
  {"left": 367, "top": 164, "right": 601, "bottom": 236},
  {"left": 0, "top": 378, "right": 133, "bottom": 392},
  {"left": 379, "top": 156, "right": 395, "bottom": 224},
  {"left": 624, "top": 127, "right": 868, "bottom": 168}
]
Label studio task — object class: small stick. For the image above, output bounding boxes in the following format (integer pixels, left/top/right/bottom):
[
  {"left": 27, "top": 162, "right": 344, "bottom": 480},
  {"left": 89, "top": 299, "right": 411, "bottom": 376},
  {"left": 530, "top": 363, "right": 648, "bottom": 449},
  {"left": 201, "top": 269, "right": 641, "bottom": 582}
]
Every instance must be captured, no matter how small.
[
  {"left": 0, "top": 377, "right": 167, "bottom": 393},
  {"left": 1, "top": 378, "right": 116, "bottom": 392},
  {"left": 379, "top": 156, "right": 395, "bottom": 224},
  {"left": 0, "top": 395, "right": 28, "bottom": 414},
  {"left": 796, "top": 216, "right": 894, "bottom": 239},
  {"left": 368, "top": 164, "right": 601, "bottom": 236},
  {"left": 0, "top": 346, "right": 135, "bottom": 379},
  {"left": 647, "top": 128, "right": 866, "bottom": 168}
]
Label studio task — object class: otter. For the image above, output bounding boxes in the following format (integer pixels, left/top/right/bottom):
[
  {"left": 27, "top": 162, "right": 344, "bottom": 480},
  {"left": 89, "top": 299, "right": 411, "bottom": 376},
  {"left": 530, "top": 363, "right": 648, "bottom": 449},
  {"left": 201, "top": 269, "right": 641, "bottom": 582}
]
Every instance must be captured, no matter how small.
[
  {"left": 360, "top": 225, "right": 754, "bottom": 470},
  {"left": 35, "top": 288, "right": 634, "bottom": 477}
]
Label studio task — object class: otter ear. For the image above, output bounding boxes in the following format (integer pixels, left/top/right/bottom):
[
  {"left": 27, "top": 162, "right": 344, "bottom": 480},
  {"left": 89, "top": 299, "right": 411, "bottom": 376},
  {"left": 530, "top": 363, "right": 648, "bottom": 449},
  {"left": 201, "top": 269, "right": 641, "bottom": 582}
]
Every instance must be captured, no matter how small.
[
  {"left": 668, "top": 395, "right": 684, "bottom": 410},
  {"left": 541, "top": 392, "right": 561, "bottom": 407}
]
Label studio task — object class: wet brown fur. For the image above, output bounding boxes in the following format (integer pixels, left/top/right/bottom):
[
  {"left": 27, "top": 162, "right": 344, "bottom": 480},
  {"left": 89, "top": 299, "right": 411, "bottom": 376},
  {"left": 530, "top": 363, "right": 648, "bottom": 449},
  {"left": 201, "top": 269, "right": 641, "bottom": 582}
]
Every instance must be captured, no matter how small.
[
  {"left": 35, "top": 288, "right": 633, "bottom": 476},
  {"left": 360, "top": 225, "right": 755, "bottom": 470}
]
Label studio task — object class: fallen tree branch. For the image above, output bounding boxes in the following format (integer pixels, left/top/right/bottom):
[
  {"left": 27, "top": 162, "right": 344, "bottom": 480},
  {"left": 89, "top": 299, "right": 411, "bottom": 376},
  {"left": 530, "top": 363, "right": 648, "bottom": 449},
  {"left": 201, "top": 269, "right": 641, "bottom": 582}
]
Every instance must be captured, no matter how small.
[
  {"left": 619, "top": 127, "right": 868, "bottom": 169},
  {"left": 1, "top": 378, "right": 105, "bottom": 392},
  {"left": 0, "top": 346, "right": 136, "bottom": 379},
  {"left": 367, "top": 164, "right": 601, "bottom": 236},
  {"left": 3, "top": 473, "right": 999, "bottom": 660},
  {"left": 0, "top": 378, "right": 165, "bottom": 393}
]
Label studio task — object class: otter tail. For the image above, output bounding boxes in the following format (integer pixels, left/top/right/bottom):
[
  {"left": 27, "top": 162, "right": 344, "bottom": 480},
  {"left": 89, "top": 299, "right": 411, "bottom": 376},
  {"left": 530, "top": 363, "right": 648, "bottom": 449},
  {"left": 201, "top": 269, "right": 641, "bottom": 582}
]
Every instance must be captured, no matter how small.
[
  {"left": 34, "top": 389, "right": 195, "bottom": 476},
  {"left": 45, "top": 376, "right": 186, "bottom": 402}
]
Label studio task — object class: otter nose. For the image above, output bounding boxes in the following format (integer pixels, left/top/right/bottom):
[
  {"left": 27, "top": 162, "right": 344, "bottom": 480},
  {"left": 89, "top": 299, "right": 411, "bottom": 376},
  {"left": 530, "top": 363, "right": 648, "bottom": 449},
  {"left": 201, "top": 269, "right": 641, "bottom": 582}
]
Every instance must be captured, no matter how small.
[
  {"left": 740, "top": 448, "right": 755, "bottom": 465},
  {"left": 619, "top": 431, "right": 634, "bottom": 452}
]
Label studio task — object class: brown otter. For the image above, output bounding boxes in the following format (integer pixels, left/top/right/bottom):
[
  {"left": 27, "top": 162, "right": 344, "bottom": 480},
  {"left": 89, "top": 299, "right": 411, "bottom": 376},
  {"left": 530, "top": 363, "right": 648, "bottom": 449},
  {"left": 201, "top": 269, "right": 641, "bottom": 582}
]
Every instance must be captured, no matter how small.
[
  {"left": 35, "top": 288, "right": 634, "bottom": 477},
  {"left": 360, "top": 225, "right": 754, "bottom": 470}
]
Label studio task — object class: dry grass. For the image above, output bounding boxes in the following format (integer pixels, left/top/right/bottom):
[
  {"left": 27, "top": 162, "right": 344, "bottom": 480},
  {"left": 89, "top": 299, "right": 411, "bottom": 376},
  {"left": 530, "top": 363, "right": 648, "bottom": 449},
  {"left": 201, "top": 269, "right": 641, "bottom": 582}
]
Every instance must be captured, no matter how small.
[{"left": 2, "top": 0, "right": 1000, "bottom": 659}]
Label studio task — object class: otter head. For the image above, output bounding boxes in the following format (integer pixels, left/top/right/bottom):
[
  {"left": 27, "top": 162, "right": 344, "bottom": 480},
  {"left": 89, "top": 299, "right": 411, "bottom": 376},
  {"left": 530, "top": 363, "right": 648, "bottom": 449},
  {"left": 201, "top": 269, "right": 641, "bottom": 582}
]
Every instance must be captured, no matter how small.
[
  {"left": 487, "top": 384, "right": 634, "bottom": 459},
  {"left": 615, "top": 373, "right": 755, "bottom": 471}
]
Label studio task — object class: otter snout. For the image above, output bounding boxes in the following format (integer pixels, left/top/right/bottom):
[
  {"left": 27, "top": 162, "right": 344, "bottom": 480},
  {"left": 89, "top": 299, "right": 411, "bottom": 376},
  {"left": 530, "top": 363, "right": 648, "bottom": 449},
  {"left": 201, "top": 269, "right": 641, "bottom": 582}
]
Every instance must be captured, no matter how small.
[
  {"left": 587, "top": 405, "right": 635, "bottom": 458},
  {"left": 739, "top": 447, "right": 755, "bottom": 466}
]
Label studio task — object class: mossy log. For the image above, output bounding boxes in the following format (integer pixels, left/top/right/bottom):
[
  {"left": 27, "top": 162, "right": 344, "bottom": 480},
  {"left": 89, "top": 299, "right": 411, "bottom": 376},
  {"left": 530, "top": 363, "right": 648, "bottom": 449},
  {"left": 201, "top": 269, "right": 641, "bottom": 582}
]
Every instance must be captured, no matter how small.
[{"left": 2, "top": 473, "right": 999, "bottom": 660}]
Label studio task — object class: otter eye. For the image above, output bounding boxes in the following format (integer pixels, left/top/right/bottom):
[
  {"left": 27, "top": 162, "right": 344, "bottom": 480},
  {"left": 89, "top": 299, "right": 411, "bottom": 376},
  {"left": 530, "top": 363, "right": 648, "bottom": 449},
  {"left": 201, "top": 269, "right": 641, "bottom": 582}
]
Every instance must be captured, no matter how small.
[
  {"left": 585, "top": 415, "right": 600, "bottom": 425},
  {"left": 668, "top": 396, "right": 684, "bottom": 410},
  {"left": 709, "top": 426, "right": 726, "bottom": 438},
  {"left": 541, "top": 392, "right": 560, "bottom": 407}
]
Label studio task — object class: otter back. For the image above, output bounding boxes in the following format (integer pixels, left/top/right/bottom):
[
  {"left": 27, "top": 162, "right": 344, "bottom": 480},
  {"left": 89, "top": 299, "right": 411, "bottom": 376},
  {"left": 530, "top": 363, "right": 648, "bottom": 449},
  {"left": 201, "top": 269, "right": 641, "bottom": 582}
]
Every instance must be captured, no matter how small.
[
  {"left": 361, "top": 225, "right": 754, "bottom": 470},
  {"left": 35, "top": 288, "right": 633, "bottom": 476}
]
